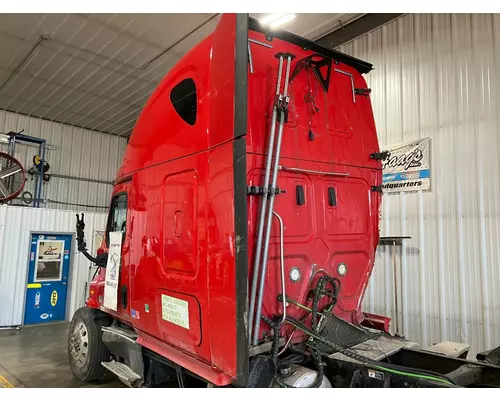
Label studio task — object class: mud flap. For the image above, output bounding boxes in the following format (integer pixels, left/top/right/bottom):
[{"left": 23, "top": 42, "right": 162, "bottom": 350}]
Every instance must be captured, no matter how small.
[
  {"left": 315, "top": 313, "right": 375, "bottom": 353},
  {"left": 477, "top": 346, "right": 500, "bottom": 366},
  {"left": 247, "top": 356, "right": 276, "bottom": 388}
]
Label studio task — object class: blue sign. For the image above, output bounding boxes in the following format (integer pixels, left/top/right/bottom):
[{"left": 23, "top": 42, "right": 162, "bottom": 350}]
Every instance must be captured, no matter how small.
[
  {"left": 24, "top": 233, "right": 72, "bottom": 325},
  {"left": 381, "top": 137, "right": 431, "bottom": 193}
]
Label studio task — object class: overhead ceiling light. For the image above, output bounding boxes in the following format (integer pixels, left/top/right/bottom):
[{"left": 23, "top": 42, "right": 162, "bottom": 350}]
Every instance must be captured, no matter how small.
[
  {"left": 270, "top": 14, "right": 296, "bottom": 28},
  {"left": 259, "top": 13, "right": 296, "bottom": 29},
  {"left": 259, "top": 13, "right": 286, "bottom": 25}
]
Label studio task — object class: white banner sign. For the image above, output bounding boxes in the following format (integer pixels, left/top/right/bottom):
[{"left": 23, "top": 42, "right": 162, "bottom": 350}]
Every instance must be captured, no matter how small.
[
  {"left": 103, "top": 231, "right": 122, "bottom": 311},
  {"left": 381, "top": 137, "right": 431, "bottom": 193}
]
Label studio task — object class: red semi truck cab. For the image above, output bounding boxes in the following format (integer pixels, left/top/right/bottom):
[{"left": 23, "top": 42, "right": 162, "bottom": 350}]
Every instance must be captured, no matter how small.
[{"left": 81, "top": 14, "right": 382, "bottom": 386}]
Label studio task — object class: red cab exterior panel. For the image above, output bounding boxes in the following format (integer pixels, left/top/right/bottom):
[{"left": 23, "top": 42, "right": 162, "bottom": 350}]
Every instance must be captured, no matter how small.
[{"left": 86, "top": 14, "right": 382, "bottom": 386}]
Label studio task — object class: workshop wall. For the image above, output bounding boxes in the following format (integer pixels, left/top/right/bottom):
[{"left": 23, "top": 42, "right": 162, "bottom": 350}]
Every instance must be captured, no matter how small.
[
  {"left": 341, "top": 14, "right": 500, "bottom": 357},
  {"left": 0, "top": 205, "right": 106, "bottom": 327},
  {"left": 0, "top": 109, "right": 127, "bottom": 212}
]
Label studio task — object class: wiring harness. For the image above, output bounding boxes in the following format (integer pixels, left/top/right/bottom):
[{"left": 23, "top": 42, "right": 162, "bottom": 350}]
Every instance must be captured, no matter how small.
[
  {"left": 267, "top": 275, "right": 341, "bottom": 388},
  {"left": 263, "top": 273, "right": 457, "bottom": 388}
]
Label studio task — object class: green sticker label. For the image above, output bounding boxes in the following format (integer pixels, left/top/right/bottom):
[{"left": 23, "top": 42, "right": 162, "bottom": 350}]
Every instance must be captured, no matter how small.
[{"left": 161, "top": 295, "right": 189, "bottom": 329}]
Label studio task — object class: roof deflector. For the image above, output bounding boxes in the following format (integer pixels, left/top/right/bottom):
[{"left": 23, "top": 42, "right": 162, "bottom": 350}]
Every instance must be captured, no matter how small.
[{"left": 248, "top": 17, "right": 373, "bottom": 74}]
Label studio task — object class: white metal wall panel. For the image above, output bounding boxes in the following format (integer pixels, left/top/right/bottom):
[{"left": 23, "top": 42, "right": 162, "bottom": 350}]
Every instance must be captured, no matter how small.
[
  {"left": 0, "top": 109, "right": 127, "bottom": 212},
  {"left": 340, "top": 13, "right": 500, "bottom": 357},
  {"left": 0, "top": 205, "right": 106, "bottom": 327}
]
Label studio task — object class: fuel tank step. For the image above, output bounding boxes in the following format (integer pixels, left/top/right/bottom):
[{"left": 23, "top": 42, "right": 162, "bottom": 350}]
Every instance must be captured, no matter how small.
[
  {"left": 101, "top": 325, "right": 138, "bottom": 341},
  {"left": 101, "top": 360, "right": 142, "bottom": 387}
]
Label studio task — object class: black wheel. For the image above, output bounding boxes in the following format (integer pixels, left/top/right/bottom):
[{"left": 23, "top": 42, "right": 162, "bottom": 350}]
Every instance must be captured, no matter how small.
[{"left": 68, "top": 307, "right": 111, "bottom": 382}]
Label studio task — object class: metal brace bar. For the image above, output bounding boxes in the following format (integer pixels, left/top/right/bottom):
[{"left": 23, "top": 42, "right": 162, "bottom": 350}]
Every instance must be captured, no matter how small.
[
  {"left": 248, "top": 41, "right": 254, "bottom": 74},
  {"left": 248, "top": 39, "right": 273, "bottom": 74},
  {"left": 334, "top": 68, "right": 356, "bottom": 104},
  {"left": 273, "top": 211, "right": 286, "bottom": 324},
  {"left": 278, "top": 165, "right": 350, "bottom": 177},
  {"left": 248, "top": 54, "right": 284, "bottom": 343},
  {"left": 176, "top": 364, "right": 185, "bottom": 388},
  {"left": 249, "top": 38, "right": 273, "bottom": 48}
]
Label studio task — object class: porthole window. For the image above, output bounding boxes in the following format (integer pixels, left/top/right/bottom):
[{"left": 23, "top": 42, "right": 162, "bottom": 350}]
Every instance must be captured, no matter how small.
[{"left": 170, "top": 78, "right": 197, "bottom": 126}]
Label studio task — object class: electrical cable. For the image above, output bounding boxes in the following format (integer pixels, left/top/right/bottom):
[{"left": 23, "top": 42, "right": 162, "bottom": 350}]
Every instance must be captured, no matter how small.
[
  {"left": 371, "top": 365, "right": 454, "bottom": 386},
  {"left": 92, "top": 267, "right": 100, "bottom": 281},
  {"left": 47, "top": 199, "right": 108, "bottom": 209},
  {"left": 275, "top": 295, "right": 317, "bottom": 358},
  {"left": 18, "top": 196, "right": 108, "bottom": 209},
  {"left": 304, "top": 64, "right": 320, "bottom": 140},
  {"left": 285, "top": 316, "right": 456, "bottom": 387},
  {"left": 271, "top": 275, "right": 341, "bottom": 388},
  {"left": 277, "top": 330, "right": 296, "bottom": 357},
  {"left": 272, "top": 273, "right": 456, "bottom": 387},
  {"left": 309, "top": 275, "right": 341, "bottom": 388}
]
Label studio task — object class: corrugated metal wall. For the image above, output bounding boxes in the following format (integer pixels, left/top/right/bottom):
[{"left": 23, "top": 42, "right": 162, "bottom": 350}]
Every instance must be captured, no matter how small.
[
  {"left": 0, "top": 205, "right": 106, "bottom": 327},
  {"left": 0, "top": 109, "right": 127, "bottom": 212},
  {"left": 339, "top": 14, "right": 500, "bottom": 357}
]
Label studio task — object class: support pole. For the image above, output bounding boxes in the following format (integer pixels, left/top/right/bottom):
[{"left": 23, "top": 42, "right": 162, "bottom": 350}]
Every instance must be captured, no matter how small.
[
  {"left": 252, "top": 54, "right": 294, "bottom": 346},
  {"left": 248, "top": 55, "right": 284, "bottom": 342}
]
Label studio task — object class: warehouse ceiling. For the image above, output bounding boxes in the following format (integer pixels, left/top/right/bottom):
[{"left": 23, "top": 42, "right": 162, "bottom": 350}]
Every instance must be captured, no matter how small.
[{"left": 0, "top": 13, "right": 365, "bottom": 137}]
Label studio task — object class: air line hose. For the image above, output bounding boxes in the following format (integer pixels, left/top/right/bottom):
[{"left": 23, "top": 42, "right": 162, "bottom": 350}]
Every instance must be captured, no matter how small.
[
  {"left": 266, "top": 274, "right": 456, "bottom": 388},
  {"left": 269, "top": 275, "right": 341, "bottom": 388},
  {"left": 285, "top": 316, "right": 456, "bottom": 387}
]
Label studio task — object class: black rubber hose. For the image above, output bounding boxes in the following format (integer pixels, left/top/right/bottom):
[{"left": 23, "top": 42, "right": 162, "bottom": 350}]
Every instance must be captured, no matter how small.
[
  {"left": 261, "top": 315, "right": 281, "bottom": 367},
  {"left": 91, "top": 266, "right": 100, "bottom": 281},
  {"left": 81, "top": 250, "right": 108, "bottom": 267},
  {"left": 308, "top": 275, "right": 340, "bottom": 388},
  {"left": 277, "top": 353, "right": 305, "bottom": 367},
  {"left": 273, "top": 274, "right": 455, "bottom": 387},
  {"left": 271, "top": 322, "right": 281, "bottom": 365},
  {"left": 285, "top": 316, "right": 456, "bottom": 386},
  {"left": 270, "top": 275, "right": 341, "bottom": 388}
]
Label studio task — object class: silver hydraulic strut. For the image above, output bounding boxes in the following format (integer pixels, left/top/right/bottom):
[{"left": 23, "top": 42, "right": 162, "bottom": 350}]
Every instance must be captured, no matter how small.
[
  {"left": 248, "top": 54, "right": 284, "bottom": 343},
  {"left": 252, "top": 53, "right": 294, "bottom": 346}
]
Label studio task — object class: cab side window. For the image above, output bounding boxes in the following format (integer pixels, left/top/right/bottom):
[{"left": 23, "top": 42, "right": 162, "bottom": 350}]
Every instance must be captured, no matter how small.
[
  {"left": 106, "top": 193, "right": 127, "bottom": 246},
  {"left": 170, "top": 78, "right": 197, "bottom": 126}
]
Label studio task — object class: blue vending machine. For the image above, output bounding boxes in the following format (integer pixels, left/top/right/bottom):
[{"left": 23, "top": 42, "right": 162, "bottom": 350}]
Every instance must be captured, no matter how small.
[{"left": 24, "top": 233, "right": 73, "bottom": 325}]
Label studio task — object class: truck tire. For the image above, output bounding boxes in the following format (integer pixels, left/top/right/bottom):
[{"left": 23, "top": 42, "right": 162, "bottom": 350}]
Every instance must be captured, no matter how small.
[{"left": 68, "top": 307, "right": 111, "bottom": 382}]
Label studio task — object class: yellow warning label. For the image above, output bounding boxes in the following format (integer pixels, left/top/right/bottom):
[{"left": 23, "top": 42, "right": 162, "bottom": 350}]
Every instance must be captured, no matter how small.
[
  {"left": 27, "top": 283, "right": 42, "bottom": 289},
  {"left": 50, "top": 290, "right": 58, "bottom": 307}
]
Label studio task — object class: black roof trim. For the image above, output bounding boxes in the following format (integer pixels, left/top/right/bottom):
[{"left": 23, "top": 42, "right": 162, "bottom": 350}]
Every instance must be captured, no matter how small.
[
  {"left": 248, "top": 17, "right": 373, "bottom": 75},
  {"left": 114, "top": 175, "right": 132, "bottom": 185}
]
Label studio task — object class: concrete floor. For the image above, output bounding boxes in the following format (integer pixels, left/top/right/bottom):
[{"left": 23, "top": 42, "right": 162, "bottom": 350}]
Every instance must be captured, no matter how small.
[{"left": 0, "top": 322, "right": 124, "bottom": 388}]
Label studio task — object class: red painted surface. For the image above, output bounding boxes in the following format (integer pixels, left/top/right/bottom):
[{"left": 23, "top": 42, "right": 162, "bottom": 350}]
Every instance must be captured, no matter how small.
[
  {"left": 86, "top": 14, "right": 383, "bottom": 385},
  {"left": 362, "top": 312, "right": 391, "bottom": 333},
  {"left": 136, "top": 330, "right": 233, "bottom": 386}
]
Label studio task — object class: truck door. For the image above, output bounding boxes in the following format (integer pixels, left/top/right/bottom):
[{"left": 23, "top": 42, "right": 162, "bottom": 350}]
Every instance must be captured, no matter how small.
[{"left": 103, "top": 185, "right": 132, "bottom": 322}]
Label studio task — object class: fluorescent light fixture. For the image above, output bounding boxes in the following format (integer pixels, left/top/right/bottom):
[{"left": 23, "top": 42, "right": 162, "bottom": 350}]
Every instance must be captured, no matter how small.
[
  {"left": 259, "top": 13, "right": 296, "bottom": 29},
  {"left": 270, "top": 13, "right": 296, "bottom": 28}
]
